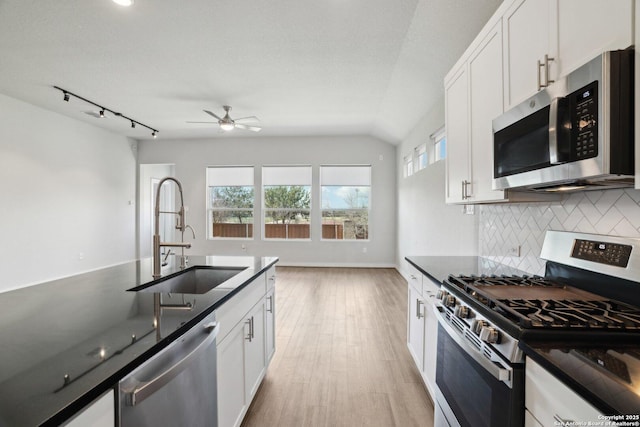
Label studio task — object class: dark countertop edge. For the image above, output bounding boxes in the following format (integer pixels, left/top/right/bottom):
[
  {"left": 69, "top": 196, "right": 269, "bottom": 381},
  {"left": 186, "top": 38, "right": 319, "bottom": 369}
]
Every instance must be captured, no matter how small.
[
  {"left": 518, "top": 341, "right": 617, "bottom": 415},
  {"left": 40, "top": 257, "right": 279, "bottom": 427},
  {"left": 405, "top": 256, "right": 444, "bottom": 285}
]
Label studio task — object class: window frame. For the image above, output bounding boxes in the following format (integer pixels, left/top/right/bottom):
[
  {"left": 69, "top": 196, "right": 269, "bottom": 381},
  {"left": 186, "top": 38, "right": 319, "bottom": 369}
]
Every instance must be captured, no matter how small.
[
  {"left": 206, "top": 166, "right": 255, "bottom": 240},
  {"left": 262, "top": 165, "right": 312, "bottom": 241},
  {"left": 320, "top": 165, "right": 371, "bottom": 242}
]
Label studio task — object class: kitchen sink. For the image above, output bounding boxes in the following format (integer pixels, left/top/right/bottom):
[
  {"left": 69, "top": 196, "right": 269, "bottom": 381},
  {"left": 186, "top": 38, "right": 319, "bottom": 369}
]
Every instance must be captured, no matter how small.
[{"left": 131, "top": 266, "right": 247, "bottom": 294}]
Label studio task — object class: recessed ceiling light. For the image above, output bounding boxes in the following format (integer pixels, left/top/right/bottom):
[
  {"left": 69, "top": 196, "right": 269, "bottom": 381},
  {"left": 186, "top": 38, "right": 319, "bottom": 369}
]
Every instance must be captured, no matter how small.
[{"left": 112, "top": 0, "right": 134, "bottom": 6}]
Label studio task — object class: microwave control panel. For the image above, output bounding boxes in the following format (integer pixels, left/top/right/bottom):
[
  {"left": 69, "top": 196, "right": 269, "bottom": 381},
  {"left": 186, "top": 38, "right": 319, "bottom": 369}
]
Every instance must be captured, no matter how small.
[
  {"left": 570, "top": 81, "right": 599, "bottom": 161},
  {"left": 571, "top": 238, "right": 632, "bottom": 267}
]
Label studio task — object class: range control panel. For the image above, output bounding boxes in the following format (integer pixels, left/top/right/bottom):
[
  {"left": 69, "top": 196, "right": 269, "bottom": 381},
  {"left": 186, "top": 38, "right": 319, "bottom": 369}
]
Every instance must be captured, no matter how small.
[{"left": 571, "top": 239, "right": 632, "bottom": 267}]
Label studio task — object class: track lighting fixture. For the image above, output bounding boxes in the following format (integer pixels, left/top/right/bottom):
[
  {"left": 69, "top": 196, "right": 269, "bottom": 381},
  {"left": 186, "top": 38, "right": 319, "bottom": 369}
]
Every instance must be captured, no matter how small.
[{"left": 53, "top": 86, "right": 159, "bottom": 139}]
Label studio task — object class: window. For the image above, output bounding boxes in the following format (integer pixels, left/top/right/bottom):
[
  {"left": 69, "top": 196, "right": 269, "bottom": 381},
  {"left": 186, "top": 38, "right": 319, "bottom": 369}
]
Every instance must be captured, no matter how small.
[
  {"left": 321, "top": 165, "right": 371, "bottom": 240},
  {"left": 206, "top": 166, "right": 254, "bottom": 239},
  {"left": 404, "top": 154, "right": 414, "bottom": 177},
  {"left": 432, "top": 126, "right": 447, "bottom": 163},
  {"left": 262, "top": 166, "right": 312, "bottom": 240},
  {"left": 415, "top": 143, "right": 428, "bottom": 172}
]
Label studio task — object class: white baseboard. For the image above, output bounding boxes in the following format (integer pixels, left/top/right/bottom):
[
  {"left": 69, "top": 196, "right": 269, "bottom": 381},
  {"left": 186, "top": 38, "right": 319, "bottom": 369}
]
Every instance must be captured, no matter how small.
[{"left": 275, "top": 261, "right": 397, "bottom": 269}]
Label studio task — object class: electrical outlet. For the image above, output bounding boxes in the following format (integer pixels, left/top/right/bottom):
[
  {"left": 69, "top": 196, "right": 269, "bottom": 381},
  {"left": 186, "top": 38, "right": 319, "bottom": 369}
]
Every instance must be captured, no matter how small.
[
  {"left": 362, "top": 247, "right": 367, "bottom": 253},
  {"left": 78, "top": 252, "right": 84, "bottom": 260},
  {"left": 507, "top": 246, "right": 521, "bottom": 257}
]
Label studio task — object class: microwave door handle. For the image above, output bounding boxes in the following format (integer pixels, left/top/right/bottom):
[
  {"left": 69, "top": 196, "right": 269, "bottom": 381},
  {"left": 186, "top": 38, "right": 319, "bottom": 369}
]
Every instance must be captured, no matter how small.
[{"left": 548, "top": 97, "right": 563, "bottom": 165}]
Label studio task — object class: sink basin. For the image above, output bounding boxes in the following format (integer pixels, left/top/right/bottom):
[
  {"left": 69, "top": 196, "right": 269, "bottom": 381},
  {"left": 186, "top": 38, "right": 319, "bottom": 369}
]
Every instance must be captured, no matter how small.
[{"left": 132, "top": 266, "right": 247, "bottom": 294}]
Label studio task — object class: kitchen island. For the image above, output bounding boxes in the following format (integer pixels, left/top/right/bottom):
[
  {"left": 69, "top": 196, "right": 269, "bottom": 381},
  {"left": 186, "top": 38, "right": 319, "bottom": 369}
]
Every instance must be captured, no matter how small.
[{"left": 0, "top": 255, "right": 278, "bottom": 426}]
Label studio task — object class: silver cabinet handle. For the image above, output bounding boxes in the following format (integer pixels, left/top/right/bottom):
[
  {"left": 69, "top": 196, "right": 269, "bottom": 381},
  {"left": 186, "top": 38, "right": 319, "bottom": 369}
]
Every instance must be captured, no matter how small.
[
  {"left": 554, "top": 414, "right": 575, "bottom": 424},
  {"left": 462, "top": 180, "right": 471, "bottom": 199},
  {"left": 416, "top": 299, "right": 424, "bottom": 319},
  {"left": 545, "top": 54, "right": 555, "bottom": 86},
  {"left": 245, "top": 318, "right": 252, "bottom": 342},
  {"left": 250, "top": 316, "right": 255, "bottom": 340},
  {"left": 538, "top": 55, "right": 555, "bottom": 90},
  {"left": 126, "top": 322, "right": 219, "bottom": 406},
  {"left": 267, "top": 295, "right": 274, "bottom": 313}
]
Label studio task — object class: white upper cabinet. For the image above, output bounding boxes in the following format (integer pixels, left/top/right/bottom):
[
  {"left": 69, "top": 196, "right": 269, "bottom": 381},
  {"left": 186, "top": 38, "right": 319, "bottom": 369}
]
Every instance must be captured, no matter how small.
[
  {"left": 469, "top": 21, "right": 506, "bottom": 203},
  {"left": 556, "top": 0, "right": 633, "bottom": 77},
  {"left": 503, "top": 0, "right": 554, "bottom": 109},
  {"left": 444, "top": 64, "right": 470, "bottom": 204},
  {"left": 503, "top": 0, "right": 633, "bottom": 109}
]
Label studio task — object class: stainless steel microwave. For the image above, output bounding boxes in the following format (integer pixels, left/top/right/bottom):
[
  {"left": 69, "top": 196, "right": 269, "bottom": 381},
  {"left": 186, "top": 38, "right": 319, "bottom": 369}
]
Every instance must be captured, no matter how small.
[{"left": 492, "top": 49, "right": 634, "bottom": 192}]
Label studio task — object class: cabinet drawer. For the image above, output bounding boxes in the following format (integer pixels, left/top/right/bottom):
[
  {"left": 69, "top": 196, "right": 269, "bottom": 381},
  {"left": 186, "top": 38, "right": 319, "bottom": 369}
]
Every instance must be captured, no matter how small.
[
  {"left": 526, "top": 357, "right": 602, "bottom": 425},
  {"left": 406, "top": 263, "right": 423, "bottom": 294},
  {"left": 216, "top": 274, "right": 266, "bottom": 344},
  {"left": 422, "top": 276, "right": 439, "bottom": 301}
]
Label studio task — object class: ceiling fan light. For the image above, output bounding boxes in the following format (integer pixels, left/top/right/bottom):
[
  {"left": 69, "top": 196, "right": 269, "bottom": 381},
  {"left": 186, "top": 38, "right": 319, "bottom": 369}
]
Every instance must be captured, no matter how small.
[
  {"left": 112, "top": 0, "right": 134, "bottom": 6},
  {"left": 220, "top": 123, "right": 235, "bottom": 131}
]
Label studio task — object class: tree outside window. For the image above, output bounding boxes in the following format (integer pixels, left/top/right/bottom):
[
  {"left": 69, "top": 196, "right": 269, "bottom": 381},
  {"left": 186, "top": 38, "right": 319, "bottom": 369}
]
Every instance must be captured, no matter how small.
[
  {"left": 207, "top": 166, "right": 254, "bottom": 239},
  {"left": 263, "top": 166, "right": 312, "bottom": 240}
]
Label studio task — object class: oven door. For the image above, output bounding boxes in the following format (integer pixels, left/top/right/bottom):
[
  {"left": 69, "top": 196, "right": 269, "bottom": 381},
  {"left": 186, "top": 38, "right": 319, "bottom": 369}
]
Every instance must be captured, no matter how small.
[{"left": 434, "top": 310, "right": 523, "bottom": 427}]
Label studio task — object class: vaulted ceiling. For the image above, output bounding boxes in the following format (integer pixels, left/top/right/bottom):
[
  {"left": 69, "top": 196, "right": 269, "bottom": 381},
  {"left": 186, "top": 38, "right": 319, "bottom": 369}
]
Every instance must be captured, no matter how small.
[{"left": 0, "top": 0, "right": 501, "bottom": 143}]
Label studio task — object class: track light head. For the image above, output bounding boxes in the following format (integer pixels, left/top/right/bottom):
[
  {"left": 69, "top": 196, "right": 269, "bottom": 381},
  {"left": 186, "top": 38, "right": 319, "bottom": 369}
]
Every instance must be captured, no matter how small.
[
  {"left": 152, "top": 131, "right": 157, "bottom": 138},
  {"left": 99, "top": 109, "right": 105, "bottom": 118},
  {"left": 63, "top": 92, "right": 70, "bottom": 102},
  {"left": 131, "top": 121, "right": 136, "bottom": 129}
]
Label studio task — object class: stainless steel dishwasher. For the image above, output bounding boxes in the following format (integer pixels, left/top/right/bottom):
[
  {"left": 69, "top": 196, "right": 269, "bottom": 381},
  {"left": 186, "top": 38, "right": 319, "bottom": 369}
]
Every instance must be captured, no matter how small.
[{"left": 118, "top": 311, "right": 219, "bottom": 427}]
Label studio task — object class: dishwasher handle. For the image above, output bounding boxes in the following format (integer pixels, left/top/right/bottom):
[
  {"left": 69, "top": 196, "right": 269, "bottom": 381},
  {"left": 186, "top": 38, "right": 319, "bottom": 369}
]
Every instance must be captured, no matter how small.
[{"left": 126, "top": 321, "right": 219, "bottom": 406}]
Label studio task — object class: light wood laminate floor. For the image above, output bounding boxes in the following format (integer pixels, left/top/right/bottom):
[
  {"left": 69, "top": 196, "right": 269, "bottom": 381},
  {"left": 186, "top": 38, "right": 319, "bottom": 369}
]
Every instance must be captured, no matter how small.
[{"left": 241, "top": 267, "right": 435, "bottom": 427}]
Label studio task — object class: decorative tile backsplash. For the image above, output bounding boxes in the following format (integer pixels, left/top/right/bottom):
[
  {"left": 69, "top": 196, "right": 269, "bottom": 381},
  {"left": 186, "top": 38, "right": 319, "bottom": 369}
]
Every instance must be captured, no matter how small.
[{"left": 479, "top": 189, "right": 640, "bottom": 275}]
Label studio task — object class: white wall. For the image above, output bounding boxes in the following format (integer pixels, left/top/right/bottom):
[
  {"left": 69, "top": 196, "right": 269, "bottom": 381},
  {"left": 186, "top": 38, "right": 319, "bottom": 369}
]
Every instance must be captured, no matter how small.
[
  {"left": 137, "top": 135, "right": 397, "bottom": 267},
  {"left": 0, "top": 93, "right": 137, "bottom": 292},
  {"left": 396, "top": 99, "right": 478, "bottom": 276}
]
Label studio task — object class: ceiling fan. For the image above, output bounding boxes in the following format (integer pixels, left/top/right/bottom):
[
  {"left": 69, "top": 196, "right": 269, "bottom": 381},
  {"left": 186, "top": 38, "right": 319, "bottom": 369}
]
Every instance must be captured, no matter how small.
[{"left": 187, "top": 105, "right": 262, "bottom": 132}]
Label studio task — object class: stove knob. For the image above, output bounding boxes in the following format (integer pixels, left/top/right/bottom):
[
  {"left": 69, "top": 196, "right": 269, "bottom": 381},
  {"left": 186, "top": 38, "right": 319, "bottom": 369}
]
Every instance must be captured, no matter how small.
[
  {"left": 444, "top": 295, "right": 456, "bottom": 307},
  {"left": 436, "top": 290, "right": 447, "bottom": 300},
  {"left": 479, "top": 326, "right": 500, "bottom": 344},
  {"left": 471, "top": 319, "right": 487, "bottom": 335},
  {"left": 454, "top": 305, "right": 470, "bottom": 319}
]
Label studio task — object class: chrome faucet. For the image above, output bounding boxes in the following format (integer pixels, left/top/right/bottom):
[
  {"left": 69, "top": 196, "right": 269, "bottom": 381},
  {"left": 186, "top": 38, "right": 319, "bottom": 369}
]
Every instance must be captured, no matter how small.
[{"left": 153, "top": 177, "right": 195, "bottom": 278}]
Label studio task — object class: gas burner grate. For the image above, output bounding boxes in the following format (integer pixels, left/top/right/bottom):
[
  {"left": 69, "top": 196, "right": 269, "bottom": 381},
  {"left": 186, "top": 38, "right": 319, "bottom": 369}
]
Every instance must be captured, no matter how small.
[{"left": 496, "top": 298, "right": 640, "bottom": 330}]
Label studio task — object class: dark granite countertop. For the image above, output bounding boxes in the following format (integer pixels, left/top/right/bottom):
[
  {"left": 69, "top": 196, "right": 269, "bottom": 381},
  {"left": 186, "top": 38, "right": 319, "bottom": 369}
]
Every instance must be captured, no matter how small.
[
  {"left": 405, "top": 256, "right": 530, "bottom": 284},
  {"left": 521, "top": 342, "right": 640, "bottom": 416},
  {"left": 0, "top": 255, "right": 278, "bottom": 427}
]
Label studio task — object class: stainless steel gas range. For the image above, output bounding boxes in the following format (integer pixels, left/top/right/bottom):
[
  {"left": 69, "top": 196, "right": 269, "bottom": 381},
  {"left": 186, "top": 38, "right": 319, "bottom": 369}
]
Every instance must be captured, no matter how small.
[{"left": 433, "top": 231, "right": 640, "bottom": 427}]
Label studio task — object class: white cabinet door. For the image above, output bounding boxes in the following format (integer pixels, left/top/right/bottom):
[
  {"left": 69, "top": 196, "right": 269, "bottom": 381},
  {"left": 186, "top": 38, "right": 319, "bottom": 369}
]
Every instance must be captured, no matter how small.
[
  {"left": 265, "top": 288, "right": 276, "bottom": 363},
  {"left": 556, "top": 0, "right": 633, "bottom": 77},
  {"left": 407, "top": 285, "right": 425, "bottom": 368},
  {"left": 445, "top": 63, "right": 470, "bottom": 204},
  {"left": 503, "top": 0, "right": 553, "bottom": 109},
  {"left": 526, "top": 357, "right": 602, "bottom": 426},
  {"left": 63, "top": 390, "right": 114, "bottom": 427},
  {"left": 524, "top": 409, "right": 543, "bottom": 427},
  {"left": 421, "top": 279, "right": 439, "bottom": 398},
  {"left": 244, "top": 300, "right": 266, "bottom": 402},
  {"left": 468, "top": 20, "right": 507, "bottom": 203},
  {"left": 217, "top": 325, "right": 247, "bottom": 427}
]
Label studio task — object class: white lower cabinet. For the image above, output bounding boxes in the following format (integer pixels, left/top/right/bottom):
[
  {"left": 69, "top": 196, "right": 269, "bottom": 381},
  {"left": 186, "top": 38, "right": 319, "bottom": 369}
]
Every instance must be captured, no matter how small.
[
  {"left": 216, "top": 270, "right": 276, "bottom": 427},
  {"left": 63, "top": 390, "right": 114, "bottom": 427},
  {"left": 525, "top": 357, "right": 602, "bottom": 426},
  {"left": 406, "top": 265, "right": 438, "bottom": 400}
]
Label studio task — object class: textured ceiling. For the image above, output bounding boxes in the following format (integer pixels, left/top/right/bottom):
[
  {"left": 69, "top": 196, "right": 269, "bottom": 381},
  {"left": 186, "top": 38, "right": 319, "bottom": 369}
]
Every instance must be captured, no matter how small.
[{"left": 0, "top": 0, "right": 501, "bottom": 144}]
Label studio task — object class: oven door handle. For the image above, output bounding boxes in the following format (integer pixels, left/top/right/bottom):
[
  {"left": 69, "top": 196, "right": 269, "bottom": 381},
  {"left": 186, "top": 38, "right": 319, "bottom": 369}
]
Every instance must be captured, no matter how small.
[{"left": 434, "top": 306, "right": 513, "bottom": 388}]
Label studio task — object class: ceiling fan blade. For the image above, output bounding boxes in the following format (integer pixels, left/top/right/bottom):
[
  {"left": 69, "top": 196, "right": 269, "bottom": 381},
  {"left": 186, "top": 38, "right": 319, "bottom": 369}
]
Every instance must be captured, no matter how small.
[
  {"left": 234, "top": 123, "right": 262, "bottom": 132},
  {"left": 233, "top": 116, "right": 259, "bottom": 123},
  {"left": 186, "top": 121, "right": 217, "bottom": 124},
  {"left": 203, "top": 109, "right": 223, "bottom": 120}
]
